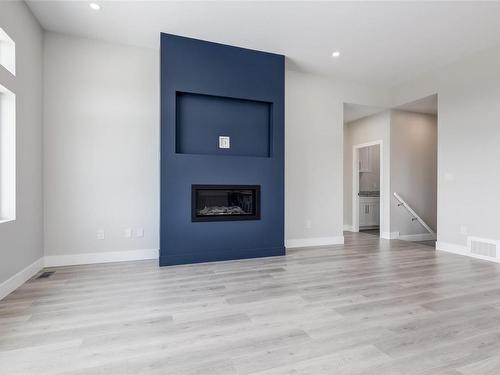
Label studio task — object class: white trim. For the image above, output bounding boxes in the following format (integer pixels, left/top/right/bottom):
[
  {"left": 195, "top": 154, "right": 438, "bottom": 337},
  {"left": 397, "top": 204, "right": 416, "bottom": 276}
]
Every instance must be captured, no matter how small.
[
  {"left": 359, "top": 225, "right": 380, "bottom": 230},
  {"left": 380, "top": 231, "right": 400, "bottom": 240},
  {"left": 398, "top": 233, "right": 437, "bottom": 241},
  {"left": 0, "top": 84, "right": 16, "bottom": 223},
  {"left": 1, "top": 250, "right": 160, "bottom": 300},
  {"left": 436, "top": 241, "right": 467, "bottom": 255},
  {"left": 352, "top": 140, "right": 384, "bottom": 236},
  {"left": 286, "top": 236, "right": 344, "bottom": 249},
  {"left": 436, "top": 241, "right": 489, "bottom": 259},
  {"left": 0, "top": 257, "right": 44, "bottom": 300},
  {"left": 437, "top": 240, "right": 500, "bottom": 264},
  {"left": 343, "top": 225, "right": 354, "bottom": 232},
  {"left": 0, "top": 27, "right": 16, "bottom": 76},
  {"left": 44, "top": 249, "right": 159, "bottom": 267}
]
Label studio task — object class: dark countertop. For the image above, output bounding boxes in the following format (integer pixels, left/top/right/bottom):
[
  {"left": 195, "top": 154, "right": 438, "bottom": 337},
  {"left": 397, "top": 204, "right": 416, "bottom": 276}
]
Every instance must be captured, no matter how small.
[{"left": 358, "top": 191, "right": 380, "bottom": 197}]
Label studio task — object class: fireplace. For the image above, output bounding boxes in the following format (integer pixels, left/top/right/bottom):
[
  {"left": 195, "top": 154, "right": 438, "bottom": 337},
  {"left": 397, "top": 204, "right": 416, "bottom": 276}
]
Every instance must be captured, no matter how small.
[{"left": 192, "top": 185, "right": 260, "bottom": 222}]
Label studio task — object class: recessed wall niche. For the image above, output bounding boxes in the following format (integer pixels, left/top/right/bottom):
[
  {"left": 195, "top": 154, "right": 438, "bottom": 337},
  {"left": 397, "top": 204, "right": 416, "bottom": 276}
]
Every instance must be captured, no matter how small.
[{"left": 175, "top": 92, "right": 271, "bottom": 157}]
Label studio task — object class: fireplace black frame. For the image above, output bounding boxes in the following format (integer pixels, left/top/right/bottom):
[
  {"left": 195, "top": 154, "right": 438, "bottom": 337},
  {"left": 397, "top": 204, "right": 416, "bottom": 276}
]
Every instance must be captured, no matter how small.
[{"left": 192, "top": 185, "right": 261, "bottom": 222}]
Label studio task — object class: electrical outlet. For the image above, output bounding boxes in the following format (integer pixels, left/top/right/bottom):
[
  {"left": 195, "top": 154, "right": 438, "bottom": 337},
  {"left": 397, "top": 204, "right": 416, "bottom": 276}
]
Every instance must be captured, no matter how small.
[
  {"left": 306, "top": 220, "right": 312, "bottom": 229},
  {"left": 136, "top": 228, "right": 144, "bottom": 238},
  {"left": 124, "top": 228, "right": 132, "bottom": 238},
  {"left": 97, "top": 229, "right": 105, "bottom": 240}
]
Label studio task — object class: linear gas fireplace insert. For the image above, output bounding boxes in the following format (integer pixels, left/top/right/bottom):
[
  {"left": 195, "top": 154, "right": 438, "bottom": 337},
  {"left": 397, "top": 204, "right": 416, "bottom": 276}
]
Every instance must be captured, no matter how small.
[{"left": 192, "top": 185, "right": 260, "bottom": 222}]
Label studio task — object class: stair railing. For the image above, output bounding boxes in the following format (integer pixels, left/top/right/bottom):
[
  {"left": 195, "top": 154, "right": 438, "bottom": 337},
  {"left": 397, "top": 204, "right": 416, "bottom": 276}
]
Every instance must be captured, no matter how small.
[{"left": 393, "top": 192, "right": 435, "bottom": 235}]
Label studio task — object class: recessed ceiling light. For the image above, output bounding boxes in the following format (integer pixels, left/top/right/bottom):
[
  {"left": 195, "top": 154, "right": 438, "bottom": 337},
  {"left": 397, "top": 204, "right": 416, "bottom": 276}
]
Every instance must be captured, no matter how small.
[
  {"left": 89, "top": 3, "right": 101, "bottom": 10},
  {"left": 332, "top": 51, "right": 340, "bottom": 58}
]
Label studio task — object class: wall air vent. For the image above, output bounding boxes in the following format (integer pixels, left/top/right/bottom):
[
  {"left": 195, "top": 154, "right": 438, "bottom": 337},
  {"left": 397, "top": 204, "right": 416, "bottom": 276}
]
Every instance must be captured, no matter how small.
[{"left": 468, "top": 237, "right": 499, "bottom": 259}]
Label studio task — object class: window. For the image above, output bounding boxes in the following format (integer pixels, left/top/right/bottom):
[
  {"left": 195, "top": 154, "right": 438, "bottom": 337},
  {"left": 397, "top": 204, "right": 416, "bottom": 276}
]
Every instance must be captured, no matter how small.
[
  {"left": 0, "top": 84, "right": 15, "bottom": 222},
  {"left": 0, "top": 28, "right": 15, "bottom": 75},
  {"left": 0, "top": 27, "right": 16, "bottom": 223}
]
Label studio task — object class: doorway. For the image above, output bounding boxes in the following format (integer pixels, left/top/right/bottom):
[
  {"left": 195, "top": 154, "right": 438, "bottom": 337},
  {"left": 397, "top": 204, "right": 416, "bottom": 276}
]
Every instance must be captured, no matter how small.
[
  {"left": 357, "top": 143, "right": 381, "bottom": 236},
  {"left": 352, "top": 141, "right": 384, "bottom": 235}
]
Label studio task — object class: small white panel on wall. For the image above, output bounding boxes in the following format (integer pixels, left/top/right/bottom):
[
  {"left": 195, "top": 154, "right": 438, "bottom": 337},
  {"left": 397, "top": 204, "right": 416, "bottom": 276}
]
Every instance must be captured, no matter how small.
[{"left": 219, "top": 136, "right": 230, "bottom": 149}]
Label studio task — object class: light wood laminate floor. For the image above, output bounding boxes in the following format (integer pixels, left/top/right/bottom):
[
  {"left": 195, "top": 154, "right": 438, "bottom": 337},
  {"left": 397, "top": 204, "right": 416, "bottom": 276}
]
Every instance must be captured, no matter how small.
[{"left": 2, "top": 232, "right": 500, "bottom": 374}]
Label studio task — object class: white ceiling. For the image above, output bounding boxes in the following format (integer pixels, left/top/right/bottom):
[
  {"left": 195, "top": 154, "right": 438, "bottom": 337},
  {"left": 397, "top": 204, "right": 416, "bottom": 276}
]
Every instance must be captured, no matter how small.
[
  {"left": 344, "top": 93, "right": 437, "bottom": 123},
  {"left": 344, "top": 103, "right": 386, "bottom": 123},
  {"left": 396, "top": 94, "right": 438, "bottom": 115},
  {"left": 27, "top": 1, "right": 500, "bottom": 86}
]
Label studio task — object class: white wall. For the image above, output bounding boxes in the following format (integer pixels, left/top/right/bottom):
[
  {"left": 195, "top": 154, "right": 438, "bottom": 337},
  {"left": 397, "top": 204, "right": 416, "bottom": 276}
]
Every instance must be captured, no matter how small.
[
  {"left": 0, "top": 2, "right": 43, "bottom": 292},
  {"left": 285, "top": 70, "right": 343, "bottom": 246},
  {"left": 284, "top": 69, "right": 393, "bottom": 247},
  {"left": 343, "top": 111, "right": 391, "bottom": 235},
  {"left": 393, "top": 42, "right": 500, "bottom": 252},
  {"left": 41, "top": 34, "right": 393, "bottom": 258},
  {"left": 390, "top": 110, "right": 437, "bottom": 236},
  {"left": 43, "top": 33, "right": 159, "bottom": 261}
]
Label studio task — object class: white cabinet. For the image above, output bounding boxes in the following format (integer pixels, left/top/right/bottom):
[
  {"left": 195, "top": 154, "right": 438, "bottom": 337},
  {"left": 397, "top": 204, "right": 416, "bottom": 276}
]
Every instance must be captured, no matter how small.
[
  {"left": 359, "top": 197, "right": 380, "bottom": 228},
  {"left": 359, "top": 147, "right": 372, "bottom": 173}
]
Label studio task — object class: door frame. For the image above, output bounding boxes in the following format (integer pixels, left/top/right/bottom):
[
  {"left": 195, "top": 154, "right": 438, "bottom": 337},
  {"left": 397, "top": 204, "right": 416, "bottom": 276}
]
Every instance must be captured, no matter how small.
[{"left": 352, "top": 140, "right": 384, "bottom": 234}]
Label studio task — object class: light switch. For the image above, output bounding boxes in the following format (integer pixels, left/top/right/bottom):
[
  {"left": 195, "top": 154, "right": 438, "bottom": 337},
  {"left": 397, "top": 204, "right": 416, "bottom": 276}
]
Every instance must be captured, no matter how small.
[
  {"left": 124, "top": 228, "right": 132, "bottom": 238},
  {"left": 219, "top": 136, "right": 230, "bottom": 149},
  {"left": 136, "top": 228, "right": 144, "bottom": 238},
  {"left": 97, "top": 230, "right": 105, "bottom": 240}
]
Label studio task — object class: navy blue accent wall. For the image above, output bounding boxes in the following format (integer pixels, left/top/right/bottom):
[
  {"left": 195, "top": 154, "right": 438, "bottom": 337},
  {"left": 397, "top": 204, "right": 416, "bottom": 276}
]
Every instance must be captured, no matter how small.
[{"left": 160, "top": 33, "right": 285, "bottom": 266}]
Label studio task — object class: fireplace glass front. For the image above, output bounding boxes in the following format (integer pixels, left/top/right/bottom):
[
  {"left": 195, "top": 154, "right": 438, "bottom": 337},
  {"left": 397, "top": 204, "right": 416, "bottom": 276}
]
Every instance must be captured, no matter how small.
[{"left": 192, "top": 185, "right": 260, "bottom": 222}]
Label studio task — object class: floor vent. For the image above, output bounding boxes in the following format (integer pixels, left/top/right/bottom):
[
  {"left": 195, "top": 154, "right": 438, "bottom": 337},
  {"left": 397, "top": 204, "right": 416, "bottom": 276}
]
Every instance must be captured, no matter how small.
[
  {"left": 36, "top": 271, "right": 55, "bottom": 279},
  {"left": 468, "top": 237, "right": 499, "bottom": 259}
]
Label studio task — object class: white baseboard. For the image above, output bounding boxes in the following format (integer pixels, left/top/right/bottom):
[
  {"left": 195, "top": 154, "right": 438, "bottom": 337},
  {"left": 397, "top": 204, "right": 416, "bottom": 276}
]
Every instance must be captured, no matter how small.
[
  {"left": 380, "top": 231, "right": 400, "bottom": 240},
  {"left": 436, "top": 241, "right": 500, "bottom": 263},
  {"left": 0, "top": 257, "right": 44, "bottom": 300},
  {"left": 380, "top": 231, "right": 436, "bottom": 241},
  {"left": 343, "top": 225, "right": 354, "bottom": 232},
  {"left": 44, "top": 249, "right": 159, "bottom": 267},
  {"left": 286, "top": 236, "right": 344, "bottom": 249},
  {"left": 436, "top": 241, "right": 467, "bottom": 255},
  {"left": 398, "top": 233, "right": 437, "bottom": 241}
]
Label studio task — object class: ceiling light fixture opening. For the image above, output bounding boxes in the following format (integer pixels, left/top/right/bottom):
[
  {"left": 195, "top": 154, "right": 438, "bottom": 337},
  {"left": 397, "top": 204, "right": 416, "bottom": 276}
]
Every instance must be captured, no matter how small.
[
  {"left": 89, "top": 3, "right": 101, "bottom": 11},
  {"left": 332, "top": 51, "right": 340, "bottom": 58}
]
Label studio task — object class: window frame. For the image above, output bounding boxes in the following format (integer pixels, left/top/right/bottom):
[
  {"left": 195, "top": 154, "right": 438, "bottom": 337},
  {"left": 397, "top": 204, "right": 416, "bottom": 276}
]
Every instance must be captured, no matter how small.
[
  {"left": 0, "top": 83, "right": 16, "bottom": 223},
  {"left": 0, "top": 27, "right": 16, "bottom": 76}
]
